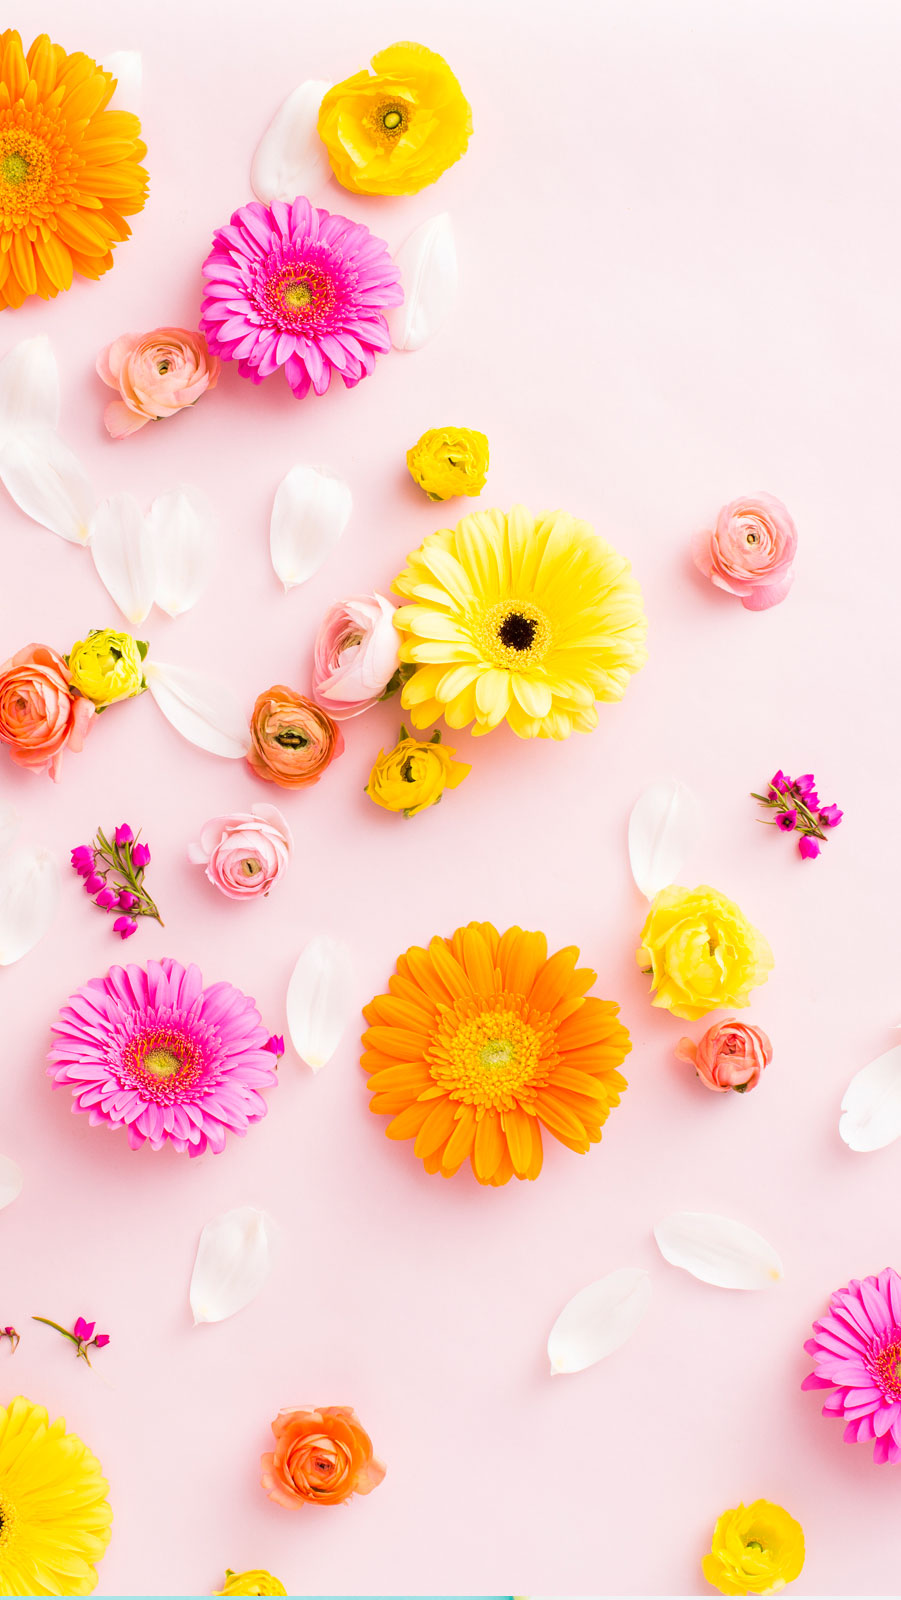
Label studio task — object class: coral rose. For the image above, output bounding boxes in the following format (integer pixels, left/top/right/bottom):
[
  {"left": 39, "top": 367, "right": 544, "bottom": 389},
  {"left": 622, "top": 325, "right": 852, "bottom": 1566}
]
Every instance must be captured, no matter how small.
[
  {"left": 675, "top": 1019, "right": 772, "bottom": 1093},
  {"left": 188, "top": 806, "right": 293, "bottom": 900},
  {"left": 0, "top": 644, "right": 94, "bottom": 781},
  {"left": 248, "top": 687, "right": 343, "bottom": 789},
  {"left": 260, "top": 1406, "right": 385, "bottom": 1508},
  {"left": 692, "top": 492, "right": 797, "bottom": 611},
  {"left": 96, "top": 327, "right": 220, "bottom": 439},
  {"left": 637, "top": 884, "right": 773, "bottom": 1021},
  {"left": 311, "top": 595, "right": 399, "bottom": 720}
]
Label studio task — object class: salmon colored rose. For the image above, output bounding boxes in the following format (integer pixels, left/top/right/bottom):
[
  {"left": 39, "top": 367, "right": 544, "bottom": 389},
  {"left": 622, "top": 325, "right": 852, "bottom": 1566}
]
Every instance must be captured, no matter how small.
[
  {"left": 692, "top": 492, "right": 797, "bottom": 611},
  {"left": 0, "top": 644, "right": 94, "bottom": 781},
  {"left": 247, "top": 686, "right": 343, "bottom": 789},
  {"left": 675, "top": 1020, "right": 772, "bottom": 1093},
  {"left": 260, "top": 1406, "right": 386, "bottom": 1508},
  {"left": 96, "top": 327, "right": 220, "bottom": 439}
]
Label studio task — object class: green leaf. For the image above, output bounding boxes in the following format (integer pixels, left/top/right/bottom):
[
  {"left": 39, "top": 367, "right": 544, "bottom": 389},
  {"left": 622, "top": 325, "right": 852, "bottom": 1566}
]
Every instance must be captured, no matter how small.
[{"left": 136, "top": 639, "right": 149, "bottom": 660}]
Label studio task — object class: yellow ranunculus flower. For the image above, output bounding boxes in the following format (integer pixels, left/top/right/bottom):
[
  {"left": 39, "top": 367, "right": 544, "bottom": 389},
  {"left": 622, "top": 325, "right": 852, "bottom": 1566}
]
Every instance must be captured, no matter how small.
[
  {"left": 214, "top": 1570, "right": 287, "bottom": 1597},
  {"left": 317, "top": 42, "right": 472, "bottom": 196},
  {"left": 366, "top": 727, "right": 470, "bottom": 817},
  {"left": 702, "top": 1500, "right": 805, "bottom": 1595},
  {"left": 407, "top": 427, "right": 489, "bottom": 501},
  {"left": 637, "top": 884, "right": 773, "bottom": 1021},
  {"left": 67, "top": 629, "right": 147, "bottom": 707}
]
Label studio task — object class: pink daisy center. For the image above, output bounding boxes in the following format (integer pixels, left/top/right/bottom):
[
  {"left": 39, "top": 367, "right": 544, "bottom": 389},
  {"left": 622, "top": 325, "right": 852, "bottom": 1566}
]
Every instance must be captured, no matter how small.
[
  {"left": 870, "top": 1338, "right": 901, "bottom": 1400},
  {"left": 119, "top": 1015, "right": 213, "bottom": 1103},
  {"left": 259, "top": 258, "right": 338, "bottom": 333}
]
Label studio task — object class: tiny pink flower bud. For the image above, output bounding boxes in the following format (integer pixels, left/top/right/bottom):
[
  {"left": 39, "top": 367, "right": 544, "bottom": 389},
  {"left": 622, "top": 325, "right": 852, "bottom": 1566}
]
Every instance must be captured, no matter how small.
[
  {"left": 131, "top": 843, "right": 151, "bottom": 868},
  {"left": 70, "top": 845, "right": 94, "bottom": 876},
  {"left": 93, "top": 1333, "right": 110, "bottom": 1348},
  {"left": 117, "top": 890, "right": 137, "bottom": 910},
  {"left": 264, "top": 1034, "right": 285, "bottom": 1057},
  {"left": 819, "top": 803, "right": 843, "bottom": 828},
  {"left": 799, "top": 835, "right": 821, "bottom": 860},
  {"left": 113, "top": 916, "right": 138, "bottom": 939},
  {"left": 84, "top": 872, "right": 104, "bottom": 894},
  {"left": 114, "top": 824, "right": 134, "bottom": 845},
  {"left": 95, "top": 887, "right": 117, "bottom": 909},
  {"left": 73, "top": 1317, "right": 95, "bottom": 1342}
]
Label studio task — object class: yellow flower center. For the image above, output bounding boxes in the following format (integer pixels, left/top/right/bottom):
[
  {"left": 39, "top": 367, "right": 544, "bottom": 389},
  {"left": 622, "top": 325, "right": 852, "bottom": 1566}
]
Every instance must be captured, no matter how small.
[
  {"left": 1, "top": 152, "right": 27, "bottom": 185},
  {"left": 283, "top": 279, "right": 313, "bottom": 310},
  {"left": 477, "top": 600, "right": 552, "bottom": 670},
  {"left": 0, "top": 1490, "right": 17, "bottom": 1551},
  {"left": 241, "top": 858, "right": 261, "bottom": 877},
  {"left": 427, "top": 998, "right": 558, "bottom": 1112},
  {"left": 870, "top": 1340, "right": 901, "bottom": 1399},
  {"left": 158, "top": 360, "right": 171, "bottom": 374},
  {"left": 0, "top": 128, "right": 51, "bottom": 220},
  {"left": 144, "top": 1048, "right": 182, "bottom": 1079},
  {"left": 374, "top": 100, "right": 409, "bottom": 141}
]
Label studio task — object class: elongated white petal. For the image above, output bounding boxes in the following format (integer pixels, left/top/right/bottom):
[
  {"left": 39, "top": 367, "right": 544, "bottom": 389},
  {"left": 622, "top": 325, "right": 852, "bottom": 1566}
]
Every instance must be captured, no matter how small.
[
  {"left": 0, "top": 1156, "right": 23, "bottom": 1212},
  {"left": 287, "top": 935, "right": 354, "bottom": 1072},
  {"left": 547, "top": 1268, "right": 651, "bottom": 1375},
  {"left": 190, "top": 1205, "right": 276, "bottom": 1325},
  {"left": 270, "top": 464, "right": 351, "bottom": 590},
  {"left": 0, "top": 845, "right": 60, "bottom": 966},
  {"left": 90, "top": 493, "right": 157, "bottom": 624},
  {"left": 387, "top": 213, "right": 458, "bottom": 352},
  {"left": 251, "top": 79, "right": 332, "bottom": 204},
  {"left": 145, "top": 660, "right": 250, "bottom": 759},
  {"left": 0, "top": 800, "right": 20, "bottom": 853},
  {"left": 628, "top": 779, "right": 698, "bottom": 899},
  {"left": 148, "top": 488, "right": 215, "bottom": 617},
  {"left": 0, "top": 336, "right": 59, "bottom": 444},
  {"left": 654, "top": 1211, "right": 783, "bottom": 1289},
  {"left": 0, "top": 426, "right": 93, "bottom": 544},
  {"left": 839, "top": 1045, "right": 901, "bottom": 1151},
  {"left": 103, "top": 50, "right": 142, "bottom": 112}
]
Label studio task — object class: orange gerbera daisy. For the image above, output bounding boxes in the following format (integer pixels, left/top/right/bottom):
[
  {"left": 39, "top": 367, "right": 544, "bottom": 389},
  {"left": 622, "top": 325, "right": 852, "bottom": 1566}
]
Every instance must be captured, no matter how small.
[
  {"left": 362, "top": 921, "right": 631, "bottom": 1186},
  {"left": 0, "top": 30, "right": 148, "bottom": 309}
]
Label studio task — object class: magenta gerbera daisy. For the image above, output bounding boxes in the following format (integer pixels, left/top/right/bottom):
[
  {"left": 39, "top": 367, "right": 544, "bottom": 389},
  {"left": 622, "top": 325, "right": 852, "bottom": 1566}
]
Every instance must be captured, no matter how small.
[
  {"left": 48, "top": 958, "right": 278, "bottom": 1157},
  {"left": 199, "top": 197, "right": 403, "bottom": 398},
  {"left": 803, "top": 1268, "right": 901, "bottom": 1463}
]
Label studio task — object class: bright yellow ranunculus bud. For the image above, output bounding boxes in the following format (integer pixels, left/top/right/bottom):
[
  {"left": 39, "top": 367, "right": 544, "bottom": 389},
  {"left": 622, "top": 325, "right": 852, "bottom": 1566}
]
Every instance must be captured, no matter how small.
[
  {"left": 407, "top": 427, "right": 489, "bottom": 501},
  {"left": 317, "top": 42, "right": 472, "bottom": 196},
  {"left": 366, "top": 727, "right": 470, "bottom": 817},
  {"left": 637, "top": 884, "right": 773, "bottom": 1021},
  {"left": 702, "top": 1500, "right": 805, "bottom": 1595},
  {"left": 214, "top": 1569, "right": 287, "bottom": 1597},
  {"left": 67, "top": 629, "right": 147, "bottom": 708}
]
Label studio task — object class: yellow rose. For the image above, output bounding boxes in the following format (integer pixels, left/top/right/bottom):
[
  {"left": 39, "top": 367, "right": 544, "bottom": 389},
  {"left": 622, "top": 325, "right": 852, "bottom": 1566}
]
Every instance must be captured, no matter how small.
[
  {"left": 67, "top": 629, "right": 147, "bottom": 707},
  {"left": 702, "top": 1500, "right": 805, "bottom": 1595},
  {"left": 366, "top": 728, "right": 470, "bottom": 817},
  {"left": 317, "top": 42, "right": 472, "bottom": 196},
  {"left": 407, "top": 427, "right": 489, "bottom": 501},
  {"left": 637, "top": 884, "right": 773, "bottom": 1021},
  {"left": 214, "top": 1571, "right": 287, "bottom": 1597}
]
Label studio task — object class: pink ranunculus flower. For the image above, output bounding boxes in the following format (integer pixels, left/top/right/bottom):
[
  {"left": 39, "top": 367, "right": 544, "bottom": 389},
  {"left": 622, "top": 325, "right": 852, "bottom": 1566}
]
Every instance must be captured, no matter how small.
[
  {"left": 692, "top": 492, "right": 797, "bottom": 611},
  {"left": 96, "top": 327, "right": 220, "bottom": 439},
  {"left": 311, "top": 593, "right": 399, "bottom": 720},
  {"left": 187, "top": 805, "right": 293, "bottom": 901},
  {"left": 675, "top": 1019, "right": 772, "bottom": 1093}
]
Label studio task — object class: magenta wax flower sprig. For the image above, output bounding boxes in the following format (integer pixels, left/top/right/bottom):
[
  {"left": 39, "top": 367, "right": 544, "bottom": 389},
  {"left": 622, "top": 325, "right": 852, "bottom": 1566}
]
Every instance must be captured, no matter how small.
[
  {"left": 32, "top": 1315, "right": 110, "bottom": 1366},
  {"left": 70, "top": 823, "right": 163, "bottom": 938},
  {"left": 751, "top": 771, "right": 843, "bottom": 861},
  {"left": 0, "top": 1326, "right": 19, "bottom": 1353}
]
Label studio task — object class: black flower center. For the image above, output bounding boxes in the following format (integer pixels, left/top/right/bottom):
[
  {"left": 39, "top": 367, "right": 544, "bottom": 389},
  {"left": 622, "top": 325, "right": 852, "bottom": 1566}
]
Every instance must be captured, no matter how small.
[
  {"left": 275, "top": 728, "right": 309, "bottom": 750},
  {"left": 498, "top": 613, "right": 537, "bottom": 651}
]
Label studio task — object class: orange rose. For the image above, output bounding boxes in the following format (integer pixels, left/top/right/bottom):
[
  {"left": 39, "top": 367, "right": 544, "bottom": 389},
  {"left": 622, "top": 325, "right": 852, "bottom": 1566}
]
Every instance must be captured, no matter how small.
[
  {"left": 0, "top": 643, "right": 94, "bottom": 781},
  {"left": 260, "top": 1406, "right": 386, "bottom": 1508},
  {"left": 247, "top": 686, "right": 343, "bottom": 789}
]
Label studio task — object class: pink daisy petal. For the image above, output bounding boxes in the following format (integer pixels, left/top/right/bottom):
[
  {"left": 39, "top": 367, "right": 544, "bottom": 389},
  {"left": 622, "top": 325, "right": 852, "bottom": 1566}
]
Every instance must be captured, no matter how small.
[{"left": 803, "top": 1268, "right": 901, "bottom": 1464}]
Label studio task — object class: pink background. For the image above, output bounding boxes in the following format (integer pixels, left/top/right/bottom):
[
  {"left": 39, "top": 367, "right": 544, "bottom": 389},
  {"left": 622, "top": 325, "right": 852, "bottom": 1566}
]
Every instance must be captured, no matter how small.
[{"left": 2, "top": 0, "right": 900, "bottom": 1593}]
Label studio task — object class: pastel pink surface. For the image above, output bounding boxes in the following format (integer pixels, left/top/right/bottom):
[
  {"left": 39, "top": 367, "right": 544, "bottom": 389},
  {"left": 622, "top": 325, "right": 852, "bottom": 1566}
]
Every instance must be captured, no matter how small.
[{"left": 1, "top": 1, "right": 900, "bottom": 1595}]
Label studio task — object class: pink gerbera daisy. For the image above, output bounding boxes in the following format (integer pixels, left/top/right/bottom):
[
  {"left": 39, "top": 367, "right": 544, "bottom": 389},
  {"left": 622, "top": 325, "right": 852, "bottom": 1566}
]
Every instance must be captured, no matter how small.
[
  {"left": 199, "top": 197, "right": 403, "bottom": 398},
  {"left": 802, "top": 1268, "right": 901, "bottom": 1463},
  {"left": 48, "top": 958, "right": 278, "bottom": 1157}
]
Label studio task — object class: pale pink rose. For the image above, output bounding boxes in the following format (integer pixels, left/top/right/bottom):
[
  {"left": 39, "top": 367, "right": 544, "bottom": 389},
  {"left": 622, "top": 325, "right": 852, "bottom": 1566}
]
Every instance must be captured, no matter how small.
[
  {"left": 311, "top": 593, "right": 399, "bottom": 720},
  {"left": 692, "top": 492, "right": 797, "bottom": 611},
  {"left": 96, "top": 327, "right": 220, "bottom": 439},
  {"left": 187, "top": 805, "right": 293, "bottom": 900},
  {"left": 675, "top": 1019, "right": 772, "bottom": 1093}
]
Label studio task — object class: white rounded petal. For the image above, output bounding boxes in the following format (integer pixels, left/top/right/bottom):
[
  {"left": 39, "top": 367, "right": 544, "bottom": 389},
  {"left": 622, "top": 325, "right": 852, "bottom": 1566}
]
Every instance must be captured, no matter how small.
[
  {"left": 840, "top": 1045, "right": 901, "bottom": 1151},
  {"left": 0, "top": 845, "right": 60, "bottom": 966},
  {"left": 0, "top": 336, "right": 59, "bottom": 444},
  {"left": 251, "top": 79, "right": 332, "bottom": 204},
  {"left": 286, "top": 935, "right": 354, "bottom": 1072},
  {"left": 0, "top": 1156, "right": 23, "bottom": 1211},
  {"left": 148, "top": 487, "right": 215, "bottom": 617},
  {"left": 270, "top": 464, "right": 352, "bottom": 590},
  {"left": 0, "top": 426, "right": 93, "bottom": 544},
  {"left": 387, "top": 213, "right": 458, "bottom": 352},
  {"left": 190, "top": 1206, "right": 276, "bottom": 1324},
  {"left": 654, "top": 1211, "right": 783, "bottom": 1290},
  {"left": 628, "top": 779, "right": 698, "bottom": 900},
  {"left": 102, "top": 49, "right": 142, "bottom": 112},
  {"left": 145, "top": 659, "right": 250, "bottom": 759},
  {"left": 547, "top": 1268, "right": 651, "bottom": 1375},
  {"left": 90, "top": 493, "right": 157, "bottom": 623}
]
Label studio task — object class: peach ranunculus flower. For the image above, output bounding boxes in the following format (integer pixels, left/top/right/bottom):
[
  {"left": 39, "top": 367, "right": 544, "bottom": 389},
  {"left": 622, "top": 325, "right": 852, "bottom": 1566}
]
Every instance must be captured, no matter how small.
[
  {"left": 187, "top": 805, "right": 293, "bottom": 900},
  {"left": 96, "top": 327, "right": 220, "bottom": 439},
  {"left": 692, "top": 492, "right": 797, "bottom": 611},
  {"left": 675, "top": 1019, "right": 772, "bottom": 1093},
  {"left": 247, "top": 686, "right": 343, "bottom": 789},
  {"left": 311, "top": 594, "right": 399, "bottom": 720},
  {"left": 0, "top": 643, "right": 94, "bottom": 781},
  {"left": 260, "top": 1406, "right": 386, "bottom": 1508}
]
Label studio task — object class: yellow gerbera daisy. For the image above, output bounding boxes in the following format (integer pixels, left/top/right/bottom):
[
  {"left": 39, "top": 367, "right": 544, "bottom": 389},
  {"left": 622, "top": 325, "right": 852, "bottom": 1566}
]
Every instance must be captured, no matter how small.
[
  {"left": 393, "top": 505, "right": 648, "bottom": 739},
  {"left": 362, "top": 921, "right": 631, "bottom": 1186},
  {"left": 0, "top": 1396, "right": 112, "bottom": 1595},
  {"left": 0, "top": 30, "right": 148, "bottom": 309}
]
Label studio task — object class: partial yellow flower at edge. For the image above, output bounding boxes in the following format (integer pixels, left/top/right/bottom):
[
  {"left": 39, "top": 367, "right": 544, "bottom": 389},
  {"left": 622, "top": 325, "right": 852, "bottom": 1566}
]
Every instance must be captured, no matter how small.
[
  {"left": 637, "top": 884, "right": 773, "bottom": 1022},
  {"left": 407, "top": 426, "right": 489, "bottom": 501},
  {"left": 366, "top": 727, "right": 470, "bottom": 817},
  {"left": 215, "top": 1570, "right": 287, "bottom": 1597},
  {"left": 317, "top": 41, "right": 472, "bottom": 196},
  {"left": 702, "top": 1500, "right": 805, "bottom": 1596},
  {"left": 67, "top": 629, "right": 148, "bottom": 707}
]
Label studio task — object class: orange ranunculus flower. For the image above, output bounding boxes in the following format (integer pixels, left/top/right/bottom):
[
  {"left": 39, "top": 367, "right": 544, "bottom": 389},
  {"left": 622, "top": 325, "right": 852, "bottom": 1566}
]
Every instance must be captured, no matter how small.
[
  {"left": 0, "top": 644, "right": 94, "bottom": 781},
  {"left": 260, "top": 1406, "right": 386, "bottom": 1509},
  {"left": 247, "top": 686, "right": 343, "bottom": 789}
]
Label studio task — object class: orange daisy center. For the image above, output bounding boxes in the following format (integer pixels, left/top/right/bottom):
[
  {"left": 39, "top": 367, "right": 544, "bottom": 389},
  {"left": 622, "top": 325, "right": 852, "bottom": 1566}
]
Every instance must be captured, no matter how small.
[{"left": 427, "top": 998, "right": 556, "bottom": 1112}]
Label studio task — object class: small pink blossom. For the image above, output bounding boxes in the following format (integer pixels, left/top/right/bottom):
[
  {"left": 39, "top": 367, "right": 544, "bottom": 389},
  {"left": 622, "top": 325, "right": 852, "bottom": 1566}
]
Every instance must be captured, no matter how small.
[
  {"left": 819, "top": 803, "right": 843, "bottom": 828},
  {"left": 799, "top": 835, "right": 821, "bottom": 860},
  {"left": 693, "top": 492, "right": 797, "bottom": 610},
  {"left": 113, "top": 916, "right": 138, "bottom": 939},
  {"left": 132, "top": 843, "right": 151, "bottom": 869},
  {"left": 264, "top": 1034, "right": 285, "bottom": 1057},
  {"left": 114, "top": 824, "right": 134, "bottom": 845},
  {"left": 776, "top": 809, "right": 797, "bottom": 832},
  {"left": 311, "top": 593, "right": 400, "bottom": 720},
  {"left": 95, "top": 887, "right": 117, "bottom": 909},
  {"left": 84, "top": 873, "right": 104, "bottom": 895},
  {"left": 675, "top": 1020, "right": 772, "bottom": 1093},
  {"left": 97, "top": 328, "right": 220, "bottom": 439},
  {"left": 188, "top": 805, "right": 293, "bottom": 900}
]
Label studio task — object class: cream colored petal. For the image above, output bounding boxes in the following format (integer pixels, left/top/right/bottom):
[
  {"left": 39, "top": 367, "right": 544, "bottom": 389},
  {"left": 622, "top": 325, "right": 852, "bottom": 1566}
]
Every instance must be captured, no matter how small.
[
  {"left": 0, "top": 426, "right": 93, "bottom": 544},
  {"left": 0, "top": 336, "right": 59, "bottom": 443},
  {"left": 145, "top": 660, "right": 250, "bottom": 759},
  {"left": 251, "top": 79, "right": 332, "bottom": 203},
  {"left": 0, "top": 844, "right": 60, "bottom": 966},
  {"left": 654, "top": 1211, "right": 783, "bottom": 1289},
  {"left": 190, "top": 1206, "right": 276, "bottom": 1325},
  {"left": 270, "top": 464, "right": 352, "bottom": 590},
  {"left": 840, "top": 1045, "right": 901, "bottom": 1152},
  {"left": 286, "top": 935, "right": 355, "bottom": 1073},
  {"left": 148, "top": 487, "right": 215, "bottom": 617},
  {"left": 90, "top": 493, "right": 157, "bottom": 623},
  {"left": 628, "top": 780, "right": 698, "bottom": 900},
  {"left": 547, "top": 1268, "right": 651, "bottom": 1374},
  {"left": 387, "top": 213, "right": 457, "bottom": 352}
]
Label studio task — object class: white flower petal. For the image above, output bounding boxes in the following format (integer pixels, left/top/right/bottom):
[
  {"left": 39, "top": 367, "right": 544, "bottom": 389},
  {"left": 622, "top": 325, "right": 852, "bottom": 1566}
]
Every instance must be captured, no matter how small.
[
  {"left": 387, "top": 212, "right": 458, "bottom": 352},
  {"left": 103, "top": 50, "right": 142, "bottom": 112},
  {"left": 190, "top": 1205, "right": 276, "bottom": 1325},
  {"left": 0, "top": 801, "right": 20, "bottom": 853},
  {"left": 270, "top": 464, "right": 352, "bottom": 590},
  {"left": 145, "top": 660, "right": 250, "bottom": 760},
  {"left": 839, "top": 1045, "right": 901, "bottom": 1152},
  {"left": 547, "top": 1268, "right": 651, "bottom": 1375},
  {"left": 148, "top": 488, "right": 215, "bottom": 617},
  {"left": 654, "top": 1211, "right": 783, "bottom": 1290},
  {"left": 287, "top": 935, "right": 354, "bottom": 1072},
  {"left": 628, "top": 779, "right": 698, "bottom": 900},
  {"left": 0, "top": 1156, "right": 23, "bottom": 1212},
  {"left": 0, "top": 845, "right": 60, "bottom": 966},
  {"left": 0, "top": 426, "right": 93, "bottom": 544},
  {"left": 251, "top": 79, "right": 332, "bottom": 205},
  {"left": 0, "top": 336, "right": 59, "bottom": 444},
  {"left": 90, "top": 493, "right": 157, "bottom": 624}
]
